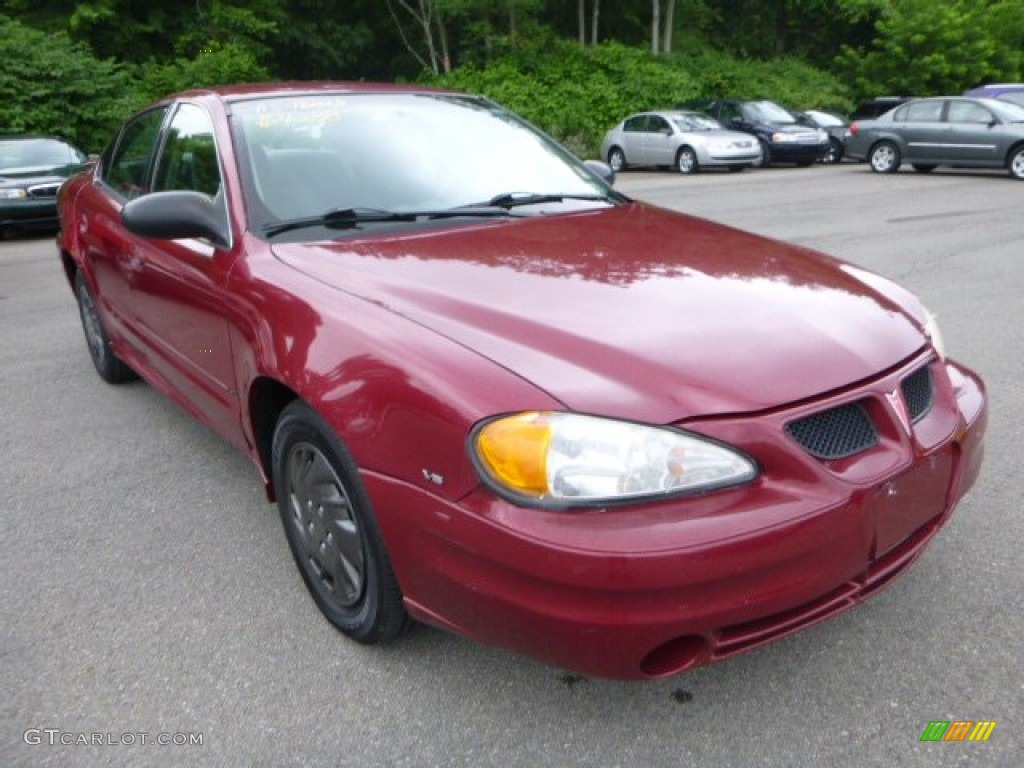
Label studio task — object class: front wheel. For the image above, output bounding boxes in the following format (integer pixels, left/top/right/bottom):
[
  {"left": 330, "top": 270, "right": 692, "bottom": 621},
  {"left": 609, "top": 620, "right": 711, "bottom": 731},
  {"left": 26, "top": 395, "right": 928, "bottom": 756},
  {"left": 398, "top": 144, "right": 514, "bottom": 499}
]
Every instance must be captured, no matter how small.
[
  {"left": 607, "top": 147, "right": 626, "bottom": 173},
  {"left": 752, "top": 141, "right": 771, "bottom": 168},
  {"left": 74, "top": 271, "right": 136, "bottom": 383},
  {"left": 1008, "top": 146, "right": 1024, "bottom": 180},
  {"left": 675, "top": 146, "right": 699, "bottom": 174},
  {"left": 869, "top": 141, "right": 901, "bottom": 174},
  {"left": 822, "top": 139, "right": 843, "bottom": 164},
  {"left": 273, "top": 401, "right": 408, "bottom": 644}
]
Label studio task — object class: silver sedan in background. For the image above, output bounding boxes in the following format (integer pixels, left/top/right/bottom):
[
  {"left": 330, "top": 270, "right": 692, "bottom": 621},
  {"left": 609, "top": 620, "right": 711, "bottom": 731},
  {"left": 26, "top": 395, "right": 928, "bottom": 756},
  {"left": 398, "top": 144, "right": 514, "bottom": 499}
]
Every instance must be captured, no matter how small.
[{"left": 601, "top": 111, "right": 762, "bottom": 174}]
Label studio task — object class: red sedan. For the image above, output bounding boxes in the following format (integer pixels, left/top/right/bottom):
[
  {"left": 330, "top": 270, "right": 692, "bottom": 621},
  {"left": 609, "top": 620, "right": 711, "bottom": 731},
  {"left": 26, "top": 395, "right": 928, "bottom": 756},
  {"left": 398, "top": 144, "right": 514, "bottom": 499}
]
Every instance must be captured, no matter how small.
[{"left": 56, "top": 83, "right": 986, "bottom": 679}]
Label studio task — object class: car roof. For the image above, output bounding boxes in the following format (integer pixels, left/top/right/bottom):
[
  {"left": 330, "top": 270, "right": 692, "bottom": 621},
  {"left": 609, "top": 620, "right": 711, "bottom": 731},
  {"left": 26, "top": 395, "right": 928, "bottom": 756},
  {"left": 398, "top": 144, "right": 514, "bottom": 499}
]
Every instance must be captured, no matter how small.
[
  {"left": 964, "top": 83, "right": 1024, "bottom": 96},
  {"left": 167, "top": 81, "right": 460, "bottom": 104}
]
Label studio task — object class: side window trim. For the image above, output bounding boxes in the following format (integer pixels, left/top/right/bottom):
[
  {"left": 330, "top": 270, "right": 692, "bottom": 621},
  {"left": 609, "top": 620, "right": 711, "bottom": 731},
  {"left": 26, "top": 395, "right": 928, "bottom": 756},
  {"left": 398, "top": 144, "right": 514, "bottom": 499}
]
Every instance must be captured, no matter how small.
[
  {"left": 153, "top": 100, "right": 227, "bottom": 199},
  {"left": 151, "top": 100, "right": 234, "bottom": 252},
  {"left": 98, "top": 105, "right": 171, "bottom": 200}
]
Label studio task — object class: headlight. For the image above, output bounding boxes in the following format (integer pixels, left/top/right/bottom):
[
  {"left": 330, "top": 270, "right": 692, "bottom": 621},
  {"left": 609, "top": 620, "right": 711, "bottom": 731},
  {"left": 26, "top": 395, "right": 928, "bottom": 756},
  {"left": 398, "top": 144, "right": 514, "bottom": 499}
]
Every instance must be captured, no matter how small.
[
  {"left": 923, "top": 307, "right": 946, "bottom": 359},
  {"left": 471, "top": 411, "right": 758, "bottom": 507},
  {"left": 772, "top": 133, "right": 797, "bottom": 143},
  {"left": 0, "top": 188, "right": 28, "bottom": 199}
]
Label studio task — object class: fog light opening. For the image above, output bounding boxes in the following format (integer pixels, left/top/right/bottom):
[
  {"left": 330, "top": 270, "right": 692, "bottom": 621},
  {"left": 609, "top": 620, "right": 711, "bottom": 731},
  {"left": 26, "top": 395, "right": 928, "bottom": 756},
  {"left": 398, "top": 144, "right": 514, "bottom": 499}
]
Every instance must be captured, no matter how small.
[{"left": 640, "top": 635, "right": 709, "bottom": 678}]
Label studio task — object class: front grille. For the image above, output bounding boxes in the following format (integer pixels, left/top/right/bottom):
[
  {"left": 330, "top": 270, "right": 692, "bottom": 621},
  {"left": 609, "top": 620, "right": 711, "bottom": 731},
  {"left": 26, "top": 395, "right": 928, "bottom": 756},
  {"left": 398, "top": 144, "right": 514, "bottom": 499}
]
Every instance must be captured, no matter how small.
[
  {"left": 28, "top": 183, "right": 61, "bottom": 198},
  {"left": 785, "top": 401, "right": 878, "bottom": 460},
  {"left": 901, "top": 366, "right": 934, "bottom": 423}
]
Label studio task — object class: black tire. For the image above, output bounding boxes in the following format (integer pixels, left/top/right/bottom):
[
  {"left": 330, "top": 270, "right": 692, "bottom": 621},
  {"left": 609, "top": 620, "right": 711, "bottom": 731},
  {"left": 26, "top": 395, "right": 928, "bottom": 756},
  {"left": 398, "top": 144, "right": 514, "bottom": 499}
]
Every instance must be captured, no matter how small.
[
  {"left": 273, "top": 401, "right": 408, "bottom": 644},
  {"left": 753, "top": 140, "right": 772, "bottom": 168},
  {"left": 607, "top": 147, "right": 627, "bottom": 173},
  {"left": 822, "top": 139, "right": 843, "bottom": 164},
  {"left": 869, "top": 141, "right": 901, "bottom": 174},
  {"left": 675, "top": 146, "right": 699, "bottom": 174},
  {"left": 1008, "top": 146, "right": 1024, "bottom": 180},
  {"left": 912, "top": 164, "right": 936, "bottom": 173},
  {"left": 74, "top": 270, "right": 136, "bottom": 383}
]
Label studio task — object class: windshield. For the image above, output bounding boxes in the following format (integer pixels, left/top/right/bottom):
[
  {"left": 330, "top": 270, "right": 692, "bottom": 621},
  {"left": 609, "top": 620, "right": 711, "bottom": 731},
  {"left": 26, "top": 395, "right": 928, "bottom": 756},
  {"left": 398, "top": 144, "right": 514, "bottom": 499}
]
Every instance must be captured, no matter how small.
[
  {"left": 804, "top": 110, "right": 845, "bottom": 127},
  {"left": 741, "top": 101, "right": 797, "bottom": 123},
  {"left": 0, "top": 138, "right": 84, "bottom": 171},
  {"left": 671, "top": 114, "right": 723, "bottom": 131},
  {"left": 231, "top": 93, "right": 613, "bottom": 231}
]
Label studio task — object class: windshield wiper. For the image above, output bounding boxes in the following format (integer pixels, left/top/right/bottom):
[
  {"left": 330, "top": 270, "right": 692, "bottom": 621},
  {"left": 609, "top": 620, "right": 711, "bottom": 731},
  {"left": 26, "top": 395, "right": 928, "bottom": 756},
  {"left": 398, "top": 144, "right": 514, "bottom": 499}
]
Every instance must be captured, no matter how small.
[
  {"left": 475, "top": 192, "right": 614, "bottom": 210},
  {"left": 264, "top": 206, "right": 514, "bottom": 237}
]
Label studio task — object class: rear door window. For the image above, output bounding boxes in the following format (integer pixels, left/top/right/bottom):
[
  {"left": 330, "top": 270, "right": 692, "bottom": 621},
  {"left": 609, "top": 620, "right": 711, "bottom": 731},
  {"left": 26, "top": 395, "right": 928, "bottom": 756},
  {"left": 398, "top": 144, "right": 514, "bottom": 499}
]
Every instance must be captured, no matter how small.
[{"left": 899, "top": 101, "right": 944, "bottom": 122}]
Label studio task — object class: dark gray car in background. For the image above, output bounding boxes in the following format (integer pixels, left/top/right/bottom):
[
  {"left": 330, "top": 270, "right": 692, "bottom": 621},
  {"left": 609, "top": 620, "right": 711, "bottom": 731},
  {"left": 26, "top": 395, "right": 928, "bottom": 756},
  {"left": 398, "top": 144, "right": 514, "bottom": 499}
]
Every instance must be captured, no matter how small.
[
  {"left": 846, "top": 96, "right": 1024, "bottom": 179},
  {"left": 0, "top": 136, "right": 91, "bottom": 235}
]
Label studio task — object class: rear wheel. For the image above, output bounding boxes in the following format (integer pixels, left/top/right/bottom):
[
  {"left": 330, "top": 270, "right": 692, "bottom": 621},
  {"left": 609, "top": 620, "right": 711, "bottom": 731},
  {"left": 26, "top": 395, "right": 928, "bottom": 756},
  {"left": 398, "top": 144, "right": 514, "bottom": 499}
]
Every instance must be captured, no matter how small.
[
  {"left": 675, "top": 147, "right": 699, "bottom": 174},
  {"left": 273, "top": 401, "right": 408, "bottom": 644},
  {"left": 74, "top": 271, "right": 136, "bottom": 383},
  {"left": 607, "top": 147, "right": 626, "bottom": 173},
  {"left": 1008, "top": 146, "right": 1024, "bottom": 180},
  {"left": 912, "top": 164, "right": 936, "bottom": 173},
  {"left": 869, "top": 141, "right": 901, "bottom": 174}
]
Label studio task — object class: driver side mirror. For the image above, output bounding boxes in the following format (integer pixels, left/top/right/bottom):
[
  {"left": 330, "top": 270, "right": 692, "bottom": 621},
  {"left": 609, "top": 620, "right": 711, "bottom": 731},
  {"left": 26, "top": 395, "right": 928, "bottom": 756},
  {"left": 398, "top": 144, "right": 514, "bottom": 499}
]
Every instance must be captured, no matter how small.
[
  {"left": 583, "top": 159, "right": 615, "bottom": 186},
  {"left": 122, "top": 190, "right": 231, "bottom": 248}
]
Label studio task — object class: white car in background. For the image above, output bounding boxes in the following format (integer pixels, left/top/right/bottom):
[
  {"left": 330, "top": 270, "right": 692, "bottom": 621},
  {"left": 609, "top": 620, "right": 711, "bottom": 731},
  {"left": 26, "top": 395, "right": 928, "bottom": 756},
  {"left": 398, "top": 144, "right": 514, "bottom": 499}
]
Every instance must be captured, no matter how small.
[{"left": 601, "top": 110, "right": 762, "bottom": 174}]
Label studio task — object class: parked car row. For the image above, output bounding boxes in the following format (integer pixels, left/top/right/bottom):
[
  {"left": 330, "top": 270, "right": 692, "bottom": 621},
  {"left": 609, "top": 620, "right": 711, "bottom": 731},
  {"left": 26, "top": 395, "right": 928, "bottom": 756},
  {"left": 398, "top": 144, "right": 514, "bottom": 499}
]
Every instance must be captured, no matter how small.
[
  {"left": 604, "top": 98, "right": 842, "bottom": 172},
  {"left": 604, "top": 85, "right": 1024, "bottom": 180}
]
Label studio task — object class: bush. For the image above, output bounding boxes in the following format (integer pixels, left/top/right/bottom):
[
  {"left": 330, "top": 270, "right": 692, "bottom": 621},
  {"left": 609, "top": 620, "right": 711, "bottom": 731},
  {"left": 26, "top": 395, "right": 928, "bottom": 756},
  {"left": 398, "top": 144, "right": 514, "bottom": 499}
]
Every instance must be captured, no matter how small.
[
  {"left": 136, "top": 43, "right": 272, "bottom": 102},
  {"left": 428, "top": 40, "right": 700, "bottom": 158},
  {"left": 0, "top": 15, "right": 141, "bottom": 152},
  {"left": 427, "top": 39, "right": 851, "bottom": 157}
]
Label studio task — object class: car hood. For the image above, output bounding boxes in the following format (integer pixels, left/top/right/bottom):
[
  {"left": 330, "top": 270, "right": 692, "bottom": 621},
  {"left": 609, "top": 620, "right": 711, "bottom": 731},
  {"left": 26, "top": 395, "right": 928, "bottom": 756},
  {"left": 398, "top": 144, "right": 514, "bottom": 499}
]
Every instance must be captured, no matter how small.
[
  {"left": 271, "top": 204, "right": 926, "bottom": 423},
  {"left": 760, "top": 122, "right": 821, "bottom": 135},
  {"left": 0, "top": 166, "right": 76, "bottom": 182}
]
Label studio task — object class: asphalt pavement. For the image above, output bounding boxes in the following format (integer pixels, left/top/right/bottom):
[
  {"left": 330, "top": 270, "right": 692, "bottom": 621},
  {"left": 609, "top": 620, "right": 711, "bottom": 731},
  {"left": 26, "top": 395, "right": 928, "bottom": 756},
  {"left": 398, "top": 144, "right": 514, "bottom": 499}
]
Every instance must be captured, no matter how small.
[{"left": 2, "top": 162, "right": 1021, "bottom": 767}]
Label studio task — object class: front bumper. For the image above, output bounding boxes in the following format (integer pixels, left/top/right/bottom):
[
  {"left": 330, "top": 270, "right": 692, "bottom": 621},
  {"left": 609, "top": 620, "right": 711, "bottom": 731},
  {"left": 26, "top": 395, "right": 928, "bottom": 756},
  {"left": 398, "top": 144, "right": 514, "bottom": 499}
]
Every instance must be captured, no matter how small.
[
  {"left": 703, "top": 149, "right": 762, "bottom": 167},
  {"left": 769, "top": 141, "right": 830, "bottom": 163},
  {"left": 367, "top": 353, "right": 986, "bottom": 679},
  {"left": 0, "top": 198, "right": 59, "bottom": 231}
]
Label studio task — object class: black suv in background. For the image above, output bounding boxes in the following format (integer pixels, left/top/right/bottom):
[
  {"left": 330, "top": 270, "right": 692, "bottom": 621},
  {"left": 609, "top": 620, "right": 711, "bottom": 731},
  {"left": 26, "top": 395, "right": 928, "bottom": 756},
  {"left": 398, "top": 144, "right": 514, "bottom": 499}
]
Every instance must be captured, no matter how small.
[
  {"left": 682, "top": 99, "right": 830, "bottom": 167},
  {"left": 850, "top": 97, "right": 911, "bottom": 121}
]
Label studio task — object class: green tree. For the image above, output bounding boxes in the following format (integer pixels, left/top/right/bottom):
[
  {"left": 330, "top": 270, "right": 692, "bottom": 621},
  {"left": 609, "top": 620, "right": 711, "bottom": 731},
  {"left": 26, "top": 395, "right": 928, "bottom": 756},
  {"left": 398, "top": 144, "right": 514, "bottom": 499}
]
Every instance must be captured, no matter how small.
[
  {"left": 0, "top": 15, "right": 140, "bottom": 151},
  {"left": 837, "top": 0, "right": 1024, "bottom": 98}
]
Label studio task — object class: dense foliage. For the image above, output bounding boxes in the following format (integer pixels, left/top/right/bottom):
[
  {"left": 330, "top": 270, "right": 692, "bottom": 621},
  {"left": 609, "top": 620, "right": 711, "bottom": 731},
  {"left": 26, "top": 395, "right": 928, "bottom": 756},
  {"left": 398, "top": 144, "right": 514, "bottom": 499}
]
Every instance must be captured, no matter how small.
[
  {"left": 2, "top": 1, "right": 1022, "bottom": 153},
  {"left": 428, "top": 39, "right": 851, "bottom": 155}
]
